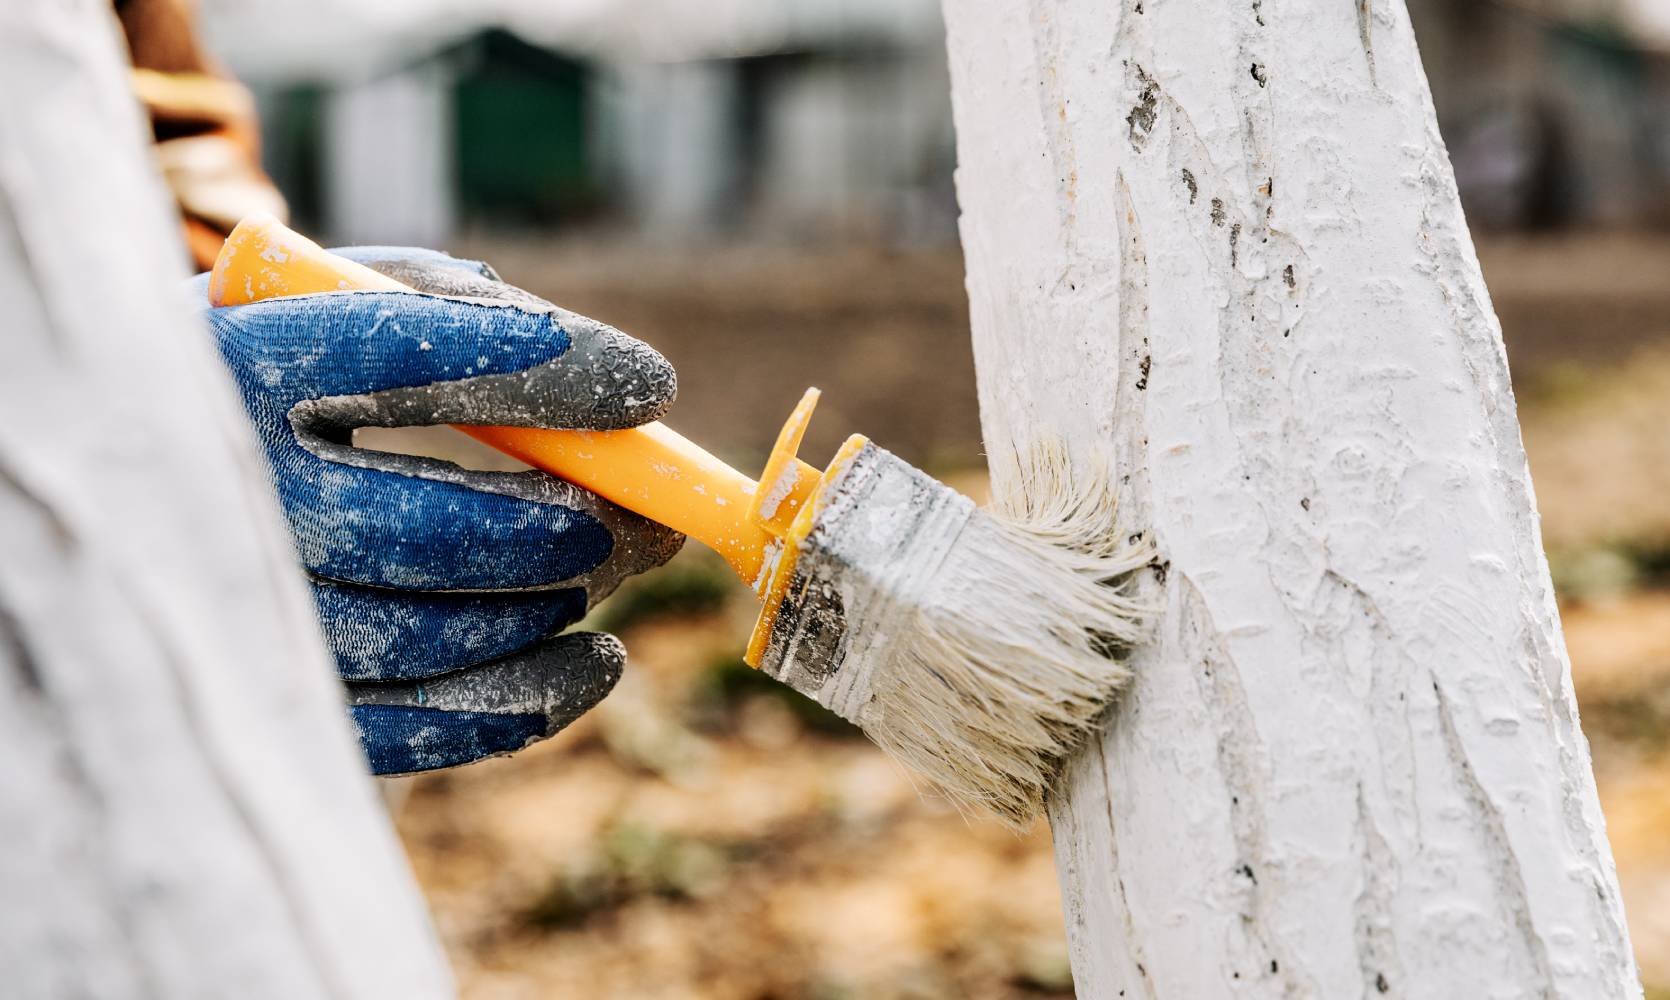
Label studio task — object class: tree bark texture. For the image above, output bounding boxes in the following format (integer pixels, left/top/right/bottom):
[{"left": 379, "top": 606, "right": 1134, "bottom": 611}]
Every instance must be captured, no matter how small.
[
  {"left": 940, "top": 1, "right": 1640, "bottom": 997},
  {"left": 0, "top": 4, "right": 454, "bottom": 997}
]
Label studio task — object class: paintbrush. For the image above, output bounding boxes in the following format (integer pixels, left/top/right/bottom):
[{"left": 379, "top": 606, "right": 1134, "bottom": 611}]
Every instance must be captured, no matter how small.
[{"left": 209, "top": 215, "right": 1151, "bottom": 826}]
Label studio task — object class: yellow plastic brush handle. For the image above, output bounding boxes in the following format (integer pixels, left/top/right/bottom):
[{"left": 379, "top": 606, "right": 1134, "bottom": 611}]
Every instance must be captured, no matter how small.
[
  {"left": 452, "top": 422, "right": 775, "bottom": 583},
  {"left": 209, "top": 214, "right": 820, "bottom": 584}
]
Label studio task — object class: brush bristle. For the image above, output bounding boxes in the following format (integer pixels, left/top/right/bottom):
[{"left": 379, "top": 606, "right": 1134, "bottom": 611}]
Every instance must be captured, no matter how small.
[{"left": 858, "top": 446, "right": 1151, "bottom": 827}]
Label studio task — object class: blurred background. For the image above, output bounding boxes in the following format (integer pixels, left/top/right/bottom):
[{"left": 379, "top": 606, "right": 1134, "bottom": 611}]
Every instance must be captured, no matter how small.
[{"left": 187, "top": 0, "right": 1670, "bottom": 995}]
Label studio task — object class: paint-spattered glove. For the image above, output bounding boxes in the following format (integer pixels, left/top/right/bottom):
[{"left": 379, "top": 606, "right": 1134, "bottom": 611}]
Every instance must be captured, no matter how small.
[{"left": 196, "top": 247, "right": 683, "bottom": 774}]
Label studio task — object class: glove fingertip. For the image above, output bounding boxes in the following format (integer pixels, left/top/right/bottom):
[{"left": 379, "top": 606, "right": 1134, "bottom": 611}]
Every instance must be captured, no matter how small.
[
  {"left": 353, "top": 705, "right": 550, "bottom": 775},
  {"left": 557, "top": 319, "right": 680, "bottom": 429},
  {"left": 522, "top": 631, "right": 625, "bottom": 727},
  {"left": 346, "top": 631, "right": 628, "bottom": 775}
]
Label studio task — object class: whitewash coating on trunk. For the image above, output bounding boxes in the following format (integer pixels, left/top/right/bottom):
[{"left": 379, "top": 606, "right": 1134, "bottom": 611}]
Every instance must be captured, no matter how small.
[
  {"left": 0, "top": 4, "right": 454, "bottom": 997},
  {"left": 940, "top": 1, "right": 1640, "bottom": 997}
]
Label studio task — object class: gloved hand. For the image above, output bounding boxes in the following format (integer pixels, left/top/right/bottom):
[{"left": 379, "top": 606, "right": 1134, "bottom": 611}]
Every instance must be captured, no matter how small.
[{"left": 194, "top": 247, "right": 683, "bottom": 774}]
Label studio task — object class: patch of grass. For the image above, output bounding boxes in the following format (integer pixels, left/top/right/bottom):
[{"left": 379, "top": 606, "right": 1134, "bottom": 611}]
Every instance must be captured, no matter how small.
[
  {"left": 1011, "top": 940, "right": 1075, "bottom": 995},
  {"left": 519, "top": 821, "right": 734, "bottom": 931},
  {"left": 1580, "top": 688, "right": 1670, "bottom": 755},
  {"left": 584, "top": 548, "right": 738, "bottom": 634},
  {"left": 1625, "top": 541, "right": 1670, "bottom": 584},
  {"left": 1515, "top": 361, "right": 1603, "bottom": 410},
  {"left": 1549, "top": 540, "right": 1670, "bottom": 602},
  {"left": 1550, "top": 546, "right": 1644, "bottom": 601},
  {"left": 687, "top": 653, "right": 863, "bottom": 739}
]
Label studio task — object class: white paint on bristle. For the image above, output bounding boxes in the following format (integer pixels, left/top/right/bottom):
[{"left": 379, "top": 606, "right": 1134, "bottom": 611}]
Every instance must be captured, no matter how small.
[{"left": 758, "top": 441, "right": 1150, "bottom": 828}]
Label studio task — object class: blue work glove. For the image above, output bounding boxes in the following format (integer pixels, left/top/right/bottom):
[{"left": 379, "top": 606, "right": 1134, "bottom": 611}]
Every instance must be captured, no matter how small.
[{"left": 193, "top": 247, "right": 683, "bottom": 774}]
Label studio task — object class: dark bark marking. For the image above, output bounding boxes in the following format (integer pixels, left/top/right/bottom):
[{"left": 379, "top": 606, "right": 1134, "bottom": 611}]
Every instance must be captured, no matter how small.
[
  {"left": 1432, "top": 677, "right": 1557, "bottom": 997},
  {"left": 1095, "top": 748, "right": 1159, "bottom": 998},
  {"left": 0, "top": 458, "right": 77, "bottom": 551},
  {"left": 1357, "top": 0, "right": 1379, "bottom": 86},
  {"left": 1126, "top": 67, "right": 1159, "bottom": 150},
  {"left": 1353, "top": 782, "right": 1406, "bottom": 999},
  {"left": 1179, "top": 579, "right": 1303, "bottom": 992},
  {"left": 0, "top": 597, "right": 43, "bottom": 693}
]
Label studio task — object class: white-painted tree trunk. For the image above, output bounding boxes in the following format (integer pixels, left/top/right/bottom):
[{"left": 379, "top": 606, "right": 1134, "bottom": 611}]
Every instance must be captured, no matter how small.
[
  {"left": 940, "top": 1, "right": 1640, "bottom": 997},
  {"left": 0, "top": 4, "right": 454, "bottom": 997}
]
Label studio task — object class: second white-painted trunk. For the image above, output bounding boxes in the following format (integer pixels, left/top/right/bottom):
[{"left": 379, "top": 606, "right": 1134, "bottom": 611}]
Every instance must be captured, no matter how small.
[
  {"left": 0, "top": 4, "right": 454, "bottom": 996},
  {"left": 940, "top": 0, "right": 1640, "bottom": 996}
]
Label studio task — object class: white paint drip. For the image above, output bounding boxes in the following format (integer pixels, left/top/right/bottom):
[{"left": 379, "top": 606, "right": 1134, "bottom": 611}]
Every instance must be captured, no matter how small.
[
  {"left": 752, "top": 538, "right": 784, "bottom": 594},
  {"left": 755, "top": 461, "right": 801, "bottom": 522}
]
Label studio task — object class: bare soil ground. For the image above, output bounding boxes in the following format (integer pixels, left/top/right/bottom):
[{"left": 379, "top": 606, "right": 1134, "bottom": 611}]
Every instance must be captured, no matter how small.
[{"left": 385, "top": 231, "right": 1670, "bottom": 998}]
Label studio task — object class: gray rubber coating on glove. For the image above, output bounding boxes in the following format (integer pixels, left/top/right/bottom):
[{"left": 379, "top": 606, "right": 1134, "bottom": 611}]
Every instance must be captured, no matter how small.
[{"left": 348, "top": 631, "right": 625, "bottom": 725}]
